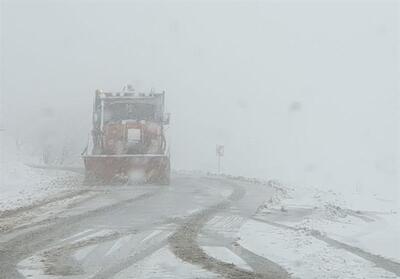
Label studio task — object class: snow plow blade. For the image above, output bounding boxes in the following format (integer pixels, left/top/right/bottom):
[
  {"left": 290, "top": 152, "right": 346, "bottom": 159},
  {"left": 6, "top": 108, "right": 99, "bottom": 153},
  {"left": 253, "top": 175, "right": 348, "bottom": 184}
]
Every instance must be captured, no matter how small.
[{"left": 83, "top": 154, "right": 170, "bottom": 185}]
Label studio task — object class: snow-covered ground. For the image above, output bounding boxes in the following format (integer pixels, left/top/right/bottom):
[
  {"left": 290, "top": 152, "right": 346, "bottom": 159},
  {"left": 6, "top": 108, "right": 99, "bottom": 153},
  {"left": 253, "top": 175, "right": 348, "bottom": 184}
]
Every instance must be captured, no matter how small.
[
  {"left": 1, "top": 130, "right": 399, "bottom": 278},
  {"left": 264, "top": 185, "right": 400, "bottom": 262},
  {"left": 0, "top": 133, "right": 80, "bottom": 212},
  {"left": 236, "top": 180, "right": 400, "bottom": 279},
  {"left": 238, "top": 219, "right": 398, "bottom": 279}
]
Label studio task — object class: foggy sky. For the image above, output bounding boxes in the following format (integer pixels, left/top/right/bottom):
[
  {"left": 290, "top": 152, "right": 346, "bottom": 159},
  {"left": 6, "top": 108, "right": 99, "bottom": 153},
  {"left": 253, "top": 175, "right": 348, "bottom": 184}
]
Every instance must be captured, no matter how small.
[{"left": 1, "top": 1, "right": 398, "bottom": 197}]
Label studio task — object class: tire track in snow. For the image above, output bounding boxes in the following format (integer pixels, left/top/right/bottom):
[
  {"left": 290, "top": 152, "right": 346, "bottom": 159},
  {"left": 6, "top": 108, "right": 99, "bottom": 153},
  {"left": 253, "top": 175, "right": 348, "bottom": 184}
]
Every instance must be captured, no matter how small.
[
  {"left": 169, "top": 178, "right": 290, "bottom": 279},
  {"left": 0, "top": 187, "right": 163, "bottom": 279}
]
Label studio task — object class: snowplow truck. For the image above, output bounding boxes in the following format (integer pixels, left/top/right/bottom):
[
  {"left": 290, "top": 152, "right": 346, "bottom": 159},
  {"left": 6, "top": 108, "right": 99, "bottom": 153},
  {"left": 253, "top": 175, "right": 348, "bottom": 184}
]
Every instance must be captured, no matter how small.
[{"left": 82, "top": 86, "right": 170, "bottom": 184}]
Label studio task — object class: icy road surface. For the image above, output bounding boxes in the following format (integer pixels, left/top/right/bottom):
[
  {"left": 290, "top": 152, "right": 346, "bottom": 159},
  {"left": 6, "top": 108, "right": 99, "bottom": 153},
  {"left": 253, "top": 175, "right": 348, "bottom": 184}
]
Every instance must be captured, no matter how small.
[{"left": 0, "top": 173, "right": 399, "bottom": 279}]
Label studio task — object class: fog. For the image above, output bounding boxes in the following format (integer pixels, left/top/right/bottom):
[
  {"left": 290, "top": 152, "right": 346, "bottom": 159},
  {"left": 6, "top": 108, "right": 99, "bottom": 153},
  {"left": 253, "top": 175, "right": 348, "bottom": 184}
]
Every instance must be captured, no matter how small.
[{"left": 1, "top": 1, "right": 398, "bottom": 197}]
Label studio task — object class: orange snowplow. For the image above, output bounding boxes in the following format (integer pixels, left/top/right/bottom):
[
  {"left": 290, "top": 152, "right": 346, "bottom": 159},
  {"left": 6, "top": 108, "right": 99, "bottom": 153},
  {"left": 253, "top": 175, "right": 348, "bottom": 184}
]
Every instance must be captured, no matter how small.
[{"left": 82, "top": 85, "right": 170, "bottom": 184}]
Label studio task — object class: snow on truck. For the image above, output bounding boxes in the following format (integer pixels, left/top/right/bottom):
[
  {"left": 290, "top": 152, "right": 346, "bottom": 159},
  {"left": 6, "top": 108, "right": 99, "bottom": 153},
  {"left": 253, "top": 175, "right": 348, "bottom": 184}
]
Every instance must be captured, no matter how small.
[{"left": 82, "top": 85, "right": 170, "bottom": 184}]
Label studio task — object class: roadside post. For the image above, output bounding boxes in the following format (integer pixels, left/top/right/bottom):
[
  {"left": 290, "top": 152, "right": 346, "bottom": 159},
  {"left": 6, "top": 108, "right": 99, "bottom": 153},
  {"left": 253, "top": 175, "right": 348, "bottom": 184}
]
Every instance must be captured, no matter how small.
[{"left": 216, "top": 145, "right": 224, "bottom": 174}]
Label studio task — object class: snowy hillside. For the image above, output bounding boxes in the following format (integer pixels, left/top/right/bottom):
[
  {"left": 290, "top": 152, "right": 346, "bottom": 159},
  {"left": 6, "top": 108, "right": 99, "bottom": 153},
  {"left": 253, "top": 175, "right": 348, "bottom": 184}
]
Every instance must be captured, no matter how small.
[{"left": 0, "top": 133, "right": 80, "bottom": 211}]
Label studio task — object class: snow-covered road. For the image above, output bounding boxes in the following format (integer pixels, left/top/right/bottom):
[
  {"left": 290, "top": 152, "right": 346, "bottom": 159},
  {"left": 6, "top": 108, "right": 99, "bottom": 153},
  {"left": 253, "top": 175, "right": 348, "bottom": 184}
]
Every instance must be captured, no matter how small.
[{"left": 0, "top": 171, "right": 398, "bottom": 279}]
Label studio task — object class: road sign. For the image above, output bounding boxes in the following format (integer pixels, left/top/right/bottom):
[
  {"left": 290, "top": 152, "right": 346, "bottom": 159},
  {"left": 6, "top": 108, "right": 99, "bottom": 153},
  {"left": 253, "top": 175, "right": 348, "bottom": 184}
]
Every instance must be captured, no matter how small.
[
  {"left": 216, "top": 145, "right": 224, "bottom": 157},
  {"left": 216, "top": 145, "right": 224, "bottom": 173}
]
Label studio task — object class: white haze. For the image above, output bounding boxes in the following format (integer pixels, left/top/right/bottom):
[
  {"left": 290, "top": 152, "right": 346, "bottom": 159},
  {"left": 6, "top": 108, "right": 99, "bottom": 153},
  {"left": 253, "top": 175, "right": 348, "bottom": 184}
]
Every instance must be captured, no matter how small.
[{"left": 1, "top": 1, "right": 398, "bottom": 198}]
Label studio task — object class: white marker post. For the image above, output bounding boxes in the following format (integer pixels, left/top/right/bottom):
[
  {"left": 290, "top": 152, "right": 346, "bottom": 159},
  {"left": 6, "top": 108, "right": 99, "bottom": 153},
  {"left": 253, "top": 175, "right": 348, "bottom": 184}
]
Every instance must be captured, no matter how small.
[{"left": 216, "top": 145, "right": 224, "bottom": 174}]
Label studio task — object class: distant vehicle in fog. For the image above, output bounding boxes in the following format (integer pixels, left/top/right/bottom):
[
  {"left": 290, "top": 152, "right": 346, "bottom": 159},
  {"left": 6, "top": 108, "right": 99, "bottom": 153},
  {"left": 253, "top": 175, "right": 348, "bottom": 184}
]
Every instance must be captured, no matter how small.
[{"left": 82, "top": 85, "right": 170, "bottom": 184}]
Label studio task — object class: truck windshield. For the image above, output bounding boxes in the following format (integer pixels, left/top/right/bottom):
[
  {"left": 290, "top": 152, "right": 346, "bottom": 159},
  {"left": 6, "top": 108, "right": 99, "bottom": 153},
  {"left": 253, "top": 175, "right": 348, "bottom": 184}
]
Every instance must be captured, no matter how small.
[{"left": 104, "top": 102, "right": 156, "bottom": 122}]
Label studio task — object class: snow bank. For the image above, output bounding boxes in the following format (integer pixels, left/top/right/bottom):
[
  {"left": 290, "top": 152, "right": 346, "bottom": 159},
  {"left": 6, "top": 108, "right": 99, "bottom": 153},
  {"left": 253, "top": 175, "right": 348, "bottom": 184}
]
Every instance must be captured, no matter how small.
[
  {"left": 238, "top": 220, "right": 398, "bottom": 279},
  {"left": 0, "top": 133, "right": 80, "bottom": 211},
  {"left": 260, "top": 183, "right": 400, "bottom": 263}
]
